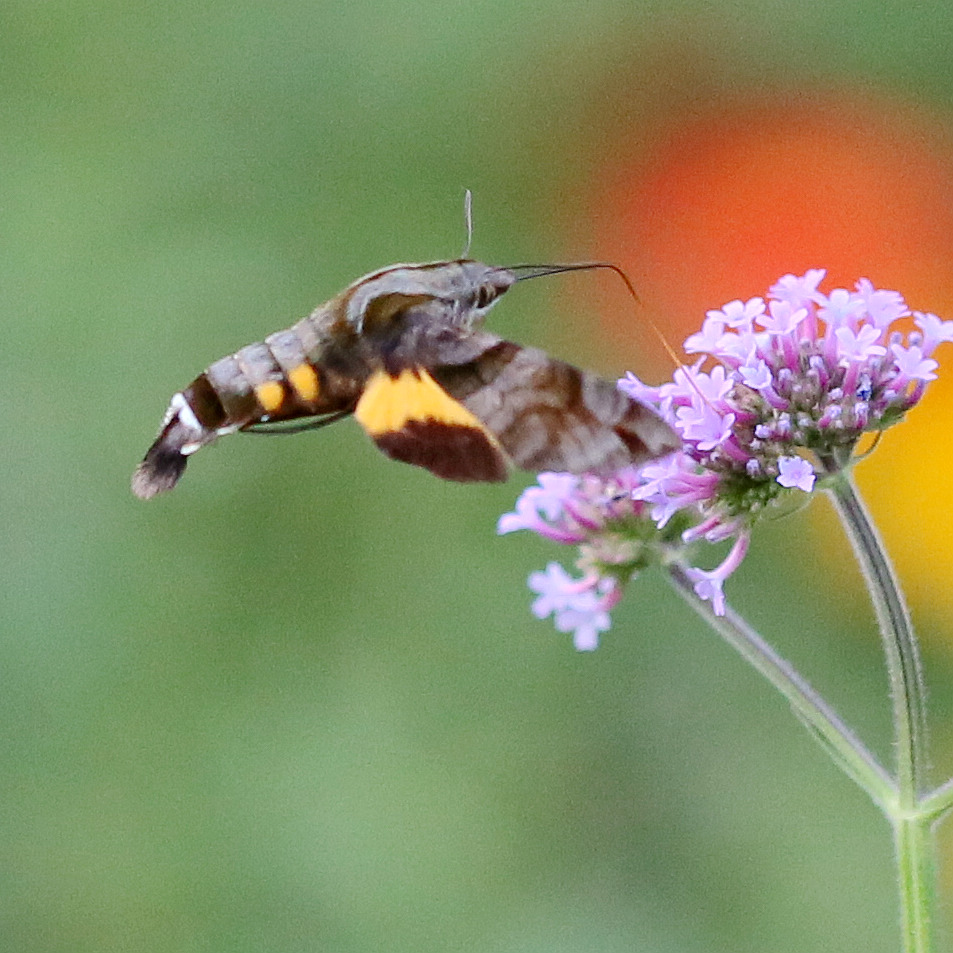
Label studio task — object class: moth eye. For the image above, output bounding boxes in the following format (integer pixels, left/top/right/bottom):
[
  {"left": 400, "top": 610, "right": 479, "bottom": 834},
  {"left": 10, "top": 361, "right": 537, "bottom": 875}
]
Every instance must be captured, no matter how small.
[{"left": 475, "top": 285, "right": 496, "bottom": 309}]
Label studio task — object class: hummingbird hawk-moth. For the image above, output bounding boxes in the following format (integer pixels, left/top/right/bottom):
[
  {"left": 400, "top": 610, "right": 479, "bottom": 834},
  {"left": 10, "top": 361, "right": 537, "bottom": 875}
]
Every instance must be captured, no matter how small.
[{"left": 131, "top": 258, "right": 680, "bottom": 499}]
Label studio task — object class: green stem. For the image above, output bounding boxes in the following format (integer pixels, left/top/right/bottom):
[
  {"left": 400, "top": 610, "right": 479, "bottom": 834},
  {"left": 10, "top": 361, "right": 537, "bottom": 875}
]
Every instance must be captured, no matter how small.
[
  {"left": 818, "top": 456, "right": 928, "bottom": 802},
  {"left": 816, "top": 452, "right": 934, "bottom": 953},
  {"left": 666, "top": 562, "right": 894, "bottom": 810},
  {"left": 919, "top": 778, "right": 953, "bottom": 823},
  {"left": 894, "top": 817, "right": 938, "bottom": 953}
]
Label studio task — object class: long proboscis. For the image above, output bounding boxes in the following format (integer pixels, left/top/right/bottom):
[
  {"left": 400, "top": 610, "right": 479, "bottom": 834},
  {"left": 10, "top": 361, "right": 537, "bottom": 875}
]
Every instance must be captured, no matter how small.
[{"left": 507, "top": 261, "right": 686, "bottom": 373}]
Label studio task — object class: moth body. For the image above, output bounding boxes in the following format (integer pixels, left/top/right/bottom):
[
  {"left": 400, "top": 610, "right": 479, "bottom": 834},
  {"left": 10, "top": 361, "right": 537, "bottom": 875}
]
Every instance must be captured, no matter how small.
[{"left": 132, "top": 259, "right": 679, "bottom": 499}]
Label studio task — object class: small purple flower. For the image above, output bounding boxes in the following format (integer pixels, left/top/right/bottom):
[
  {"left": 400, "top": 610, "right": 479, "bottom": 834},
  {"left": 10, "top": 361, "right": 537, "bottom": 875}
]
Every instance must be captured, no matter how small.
[
  {"left": 816, "top": 288, "right": 866, "bottom": 329},
  {"left": 676, "top": 401, "right": 735, "bottom": 451},
  {"left": 739, "top": 358, "right": 773, "bottom": 391},
  {"left": 769, "top": 269, "right": 826, "bottom": 309},
  {"left": 914, "top": 312, "right": 953, "bottom": 353},
  {"left": 498, "top": 469, "right": 651, "bottom": 547},
  {"left": 835, "top": 324, "right": 886, "bottom": 363},
  {"left": 854, "top": 278, "right": 909, "bottom": 328},
  {"left": 685, "top": 569, "right": 727, "bottom": 616},
  {"left": 528, "top": 563, "right": 619, "bottom": 651},
  {"left": 719, "top": 297, "right": 766, "bottom": 329},
  {"left": 890, "top": 344, "right": 938, "bottom": 383},
  {"left": 777, "top": 456, "right": 816, "bottom": 492},
  {"left": 634, "top": 453, "right": 719, "bottom": 527},
  {"left": 683, "top": 534, "right": 749, "bottom": 617},
  {"left": 685, "top": 315, "right": 727, "bottom": 355},
  {"left": 497, "top": 473, "right": 586, "bottom": 542},
  {"left": 618, "top": 371, "right": 661, "bottom": 404},
  {"left": 757, "top": 300, "right": 807, "bottom": 336}
]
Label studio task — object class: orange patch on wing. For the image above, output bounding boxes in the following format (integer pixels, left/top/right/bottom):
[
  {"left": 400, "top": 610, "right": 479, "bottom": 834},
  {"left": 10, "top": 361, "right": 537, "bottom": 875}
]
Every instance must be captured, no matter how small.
[
  {"left": 355, "top": 368, "right": 493, "bottom": 437},
  {"left": 287, "top": 363, "right": 320, "bottom": 403},
  {"left": 355, "top": 369, "right": 508, "bottom": 481},
  {"left": 254, "top": 380, "right": 285, "bottom": 412}
]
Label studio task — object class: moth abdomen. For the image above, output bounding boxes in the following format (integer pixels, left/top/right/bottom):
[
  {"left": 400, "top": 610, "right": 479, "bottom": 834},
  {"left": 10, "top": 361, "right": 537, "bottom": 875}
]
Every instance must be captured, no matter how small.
[
  {"left": 131, "top": 390, "right": 213, "bottom": 500},
  {"left": 131, "top": 326, "right": 355, "bottom": 499}
]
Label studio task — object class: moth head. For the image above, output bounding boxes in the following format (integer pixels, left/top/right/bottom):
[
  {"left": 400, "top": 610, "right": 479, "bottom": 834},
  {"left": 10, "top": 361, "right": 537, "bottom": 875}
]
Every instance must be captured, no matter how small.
[{"left": 345, "top": 260, "right": 516, "bottom": 334}]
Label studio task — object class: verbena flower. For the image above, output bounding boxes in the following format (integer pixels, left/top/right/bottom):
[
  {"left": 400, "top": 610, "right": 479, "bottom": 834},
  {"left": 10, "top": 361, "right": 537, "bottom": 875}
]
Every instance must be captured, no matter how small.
[{"left": 500, "top": 270, "right": 952, "bottom": 648}]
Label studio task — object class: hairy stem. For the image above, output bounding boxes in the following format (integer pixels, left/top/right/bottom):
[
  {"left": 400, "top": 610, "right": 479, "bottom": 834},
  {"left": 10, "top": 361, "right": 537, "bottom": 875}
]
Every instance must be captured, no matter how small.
[
  {"left": 817, "top": 451, "right": 934, "bottom": 952},
  {"left": 666, "top": 562, "right": 894, "bottom": 809},
  {"left": 817, "top": 454, "right": 927, "bottom": 805}
]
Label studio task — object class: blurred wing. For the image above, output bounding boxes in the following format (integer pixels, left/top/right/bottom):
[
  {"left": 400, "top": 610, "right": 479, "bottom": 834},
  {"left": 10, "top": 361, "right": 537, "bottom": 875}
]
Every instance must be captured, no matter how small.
[{"left": 431, "top": 339, "right": 680, "bottom": 474}]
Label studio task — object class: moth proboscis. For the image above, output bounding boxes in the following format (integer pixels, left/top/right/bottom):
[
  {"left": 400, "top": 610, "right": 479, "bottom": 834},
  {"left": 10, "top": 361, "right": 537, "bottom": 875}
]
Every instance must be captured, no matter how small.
[{"left": 131, "top": 258, "right": 681, "bottom": 499}]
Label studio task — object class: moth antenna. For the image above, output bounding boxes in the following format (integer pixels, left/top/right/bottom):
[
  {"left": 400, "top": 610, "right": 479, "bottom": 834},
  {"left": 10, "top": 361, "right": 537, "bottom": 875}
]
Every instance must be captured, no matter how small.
[{"left": 461, "top": 188, "right": 474, "bottom": 259}]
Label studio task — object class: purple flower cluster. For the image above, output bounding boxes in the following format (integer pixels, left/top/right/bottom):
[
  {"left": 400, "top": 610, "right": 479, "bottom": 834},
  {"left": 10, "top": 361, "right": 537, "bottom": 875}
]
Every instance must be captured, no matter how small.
[
  {"left": 500, "top": 270, "right": 952, "bottom": 648},
  {"left": 497, "top": 469, "right": 672, "bottom": 649}
]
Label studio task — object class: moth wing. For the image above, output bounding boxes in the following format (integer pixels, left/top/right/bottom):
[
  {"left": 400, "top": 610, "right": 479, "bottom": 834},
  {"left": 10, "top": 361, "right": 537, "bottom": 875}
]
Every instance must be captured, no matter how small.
[
  {"left": 353, "top": 364, "right": 509, "bottom": 482},
  {"left": 431, "top": 339, "right": 681, "bottom": 474}
]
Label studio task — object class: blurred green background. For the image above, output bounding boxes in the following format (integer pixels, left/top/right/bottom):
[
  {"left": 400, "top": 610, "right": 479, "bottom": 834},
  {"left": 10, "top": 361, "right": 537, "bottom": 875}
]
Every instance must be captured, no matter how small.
[{"left": 5, "top": 0, "right": 953, "bottom": 951}]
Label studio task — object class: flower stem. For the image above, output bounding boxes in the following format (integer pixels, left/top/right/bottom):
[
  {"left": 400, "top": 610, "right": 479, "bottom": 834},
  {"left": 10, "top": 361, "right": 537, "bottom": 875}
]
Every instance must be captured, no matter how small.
[
  {"left": 816, "top": 452, "right": 934, "bottom": 952},
  {"left": 817, "top": 455, "right": 928, "bottom": 802},
  {"left": 666, "top": 562, "right": 894, "bottom": 809},
  {"left": 919, "top": 778, "right": 953, "bottom": 823},
  {"left": 894, "top": 816, "right": 938, "bottom": 953}
]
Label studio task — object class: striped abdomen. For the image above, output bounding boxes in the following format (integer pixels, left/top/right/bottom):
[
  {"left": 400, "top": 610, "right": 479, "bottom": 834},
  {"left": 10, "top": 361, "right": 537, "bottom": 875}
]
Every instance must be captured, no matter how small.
[{"left": 132, "top": 318, "right": 362, "bottom": 499}]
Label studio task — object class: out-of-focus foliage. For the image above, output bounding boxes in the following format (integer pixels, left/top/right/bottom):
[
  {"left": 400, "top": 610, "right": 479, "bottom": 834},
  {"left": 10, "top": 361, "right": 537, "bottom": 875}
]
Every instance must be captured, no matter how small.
[{"left": 4, "top": 1, "right": 953, "bottom": 951}]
